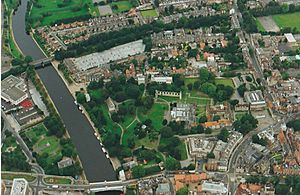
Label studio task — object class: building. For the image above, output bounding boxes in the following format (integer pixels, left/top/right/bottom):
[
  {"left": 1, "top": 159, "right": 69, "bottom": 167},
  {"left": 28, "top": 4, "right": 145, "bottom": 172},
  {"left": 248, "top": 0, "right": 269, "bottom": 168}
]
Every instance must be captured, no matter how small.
[
  {"left": 106, "top": 97, "right": 117, "bottom": 112},
  {"left": 65, "top": 40, "right": 145, "bottom": 71},
  {"left": 150, "top": 76, "right": 173, "bottom": 84},
  {"left": 57, "top": 157, "right": 73, "bottom": 169},
  {"left": 175, "top": 173, "right": 207, "bottom": 191},
  {"left": 170, "top": 103, "right": 196, "bottom": 126},
  {"left": 10, "top": 178, "right": 30, "bottom": 195},
  {"left": 285, "top": 33, "right": 296, "bottom": 47},
  {"left": 156, "top": 183, "right": 171, "bottom": 195},
  {"left": 200, "top": 181, "right": 228, "bottom": 194},
  {"left": 2, "top": 75, "right": 28, "bottom": 105},
  {"left": 188, "top": 137, "right": 215, "bottom": 158},
  {"left": 244, "top": 90, "right": 266, "bottom": 110}
]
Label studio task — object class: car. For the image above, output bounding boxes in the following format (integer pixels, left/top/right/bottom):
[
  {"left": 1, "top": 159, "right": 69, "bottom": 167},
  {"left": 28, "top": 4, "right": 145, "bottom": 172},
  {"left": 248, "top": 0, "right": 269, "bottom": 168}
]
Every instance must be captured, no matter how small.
[{"left": 94, "top": 132, "right": 97, "bottom": 137}]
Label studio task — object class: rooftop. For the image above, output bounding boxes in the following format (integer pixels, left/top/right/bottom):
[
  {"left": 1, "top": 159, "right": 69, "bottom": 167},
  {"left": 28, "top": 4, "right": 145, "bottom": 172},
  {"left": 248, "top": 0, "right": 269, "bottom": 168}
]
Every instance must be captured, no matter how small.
[{"left": 11, "top": 178, "right": 28, "bottom": 195}]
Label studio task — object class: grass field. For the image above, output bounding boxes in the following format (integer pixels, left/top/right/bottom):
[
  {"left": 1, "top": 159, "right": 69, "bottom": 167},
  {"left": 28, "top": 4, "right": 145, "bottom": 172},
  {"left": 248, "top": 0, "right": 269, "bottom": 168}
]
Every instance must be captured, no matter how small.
[
  {"left": 256, "top": 19, "right": 266, "bottom": 32},
  {"left": 140, "top": 9, "right": 158, "bottom": 17},
  {"left": 215, "top": 78, "right": 235, "bottom": 88},
  {"left": 122, "top": 120, "right": 139, "bottom": 146},
  {"left": 110, "top": 1, "right": 132, "bottom": 13},
  {"left": 1, "top": 173, "right": 36, "bottom": 182},
  {"left": 22, "top": 124, "right": 62, "bottom": 164},
  {"left": 101, "top": 105, "right": 122, "bottom": 136},
  {"left": 138, "top": 103, "right": 167, "bottom": 131},
  {"left": 272, "top": 12, "right": 300, "bottom": 31},
  {"left": 135, "top": 135, "right": 159, "bottom": 149},
  {"left": 30, "top": 0, "right": 99, "bottom": 27},
  {"left": 44, "top": 177, "right": 72, "bottom": 184}
]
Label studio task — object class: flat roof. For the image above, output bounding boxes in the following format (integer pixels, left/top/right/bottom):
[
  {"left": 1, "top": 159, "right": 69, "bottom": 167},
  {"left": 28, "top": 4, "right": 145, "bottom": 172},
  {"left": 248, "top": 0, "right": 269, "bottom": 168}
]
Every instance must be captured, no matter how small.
[
  {"left": 1, "top": 75, "right": 27, "bottom": 102},
  {"left": 72, "top": 40, "right": 145, "bottom": 71},
  {"left": 285, "top": 33, "right": 296, "bottom": 43},
  {"left": 11, "top": 178, "right": 28, "bottom": 195}
]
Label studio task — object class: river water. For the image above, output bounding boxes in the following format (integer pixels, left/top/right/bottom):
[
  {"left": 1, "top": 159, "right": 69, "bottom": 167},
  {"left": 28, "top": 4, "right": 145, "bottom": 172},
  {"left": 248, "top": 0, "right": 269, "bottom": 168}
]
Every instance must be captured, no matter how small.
[{"left": 11, "top": 0, "right": 117, "bottom": 183}]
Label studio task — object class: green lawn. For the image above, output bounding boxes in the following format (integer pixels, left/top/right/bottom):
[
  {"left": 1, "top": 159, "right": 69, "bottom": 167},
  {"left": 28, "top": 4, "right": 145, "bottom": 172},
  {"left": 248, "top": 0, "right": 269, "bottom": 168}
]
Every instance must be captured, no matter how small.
[
  {"left": 138, "top": 103, "right": 167, "bottom": 131},
  {"left": 235, "top": 112, "right": 246, "bottom": 120},
  {"left": 101, "top": 105, "right": 122, "bottom": 136},
  {"left": 272, "top": 12, "right": 300, "bottom": 31},
  {"left": 30, "top": 0, "right": 99, "bottom": 27},
  {"left": 22, "top": 123, "right": 63, "bottom": 165},
  {"left": 256, "top": 19, "right": 265, "bottom": 32},
  {"left": 140, "top": 9, "right": 158, "bottom": 17},
  {"left": 110, "top": 1, "right": 132, "bottom": 13},
  {"left": 215, "top": 78, "right": 235, "bottom": 88},
  {"left": 44, "top": 177, "right": 72, "bottom": 184},
  {"left": 177, "top": 142, "right": 188, "bottom": 160},
  {"left": 1, "top": 173, "right": 36, "bottom": 182},
  {"left": 135, "top": 136, "right": 159, "bottom": 149},
  {"left": 122, "top": 120, "right": 138, "bottom": 146}
]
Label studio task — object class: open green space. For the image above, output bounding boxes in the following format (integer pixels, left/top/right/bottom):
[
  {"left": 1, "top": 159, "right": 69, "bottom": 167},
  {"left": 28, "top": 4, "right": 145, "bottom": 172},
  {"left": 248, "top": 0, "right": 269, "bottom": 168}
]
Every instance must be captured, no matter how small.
[
  {"left": 101, "top": 105, "right": 122, "bottom": 136},
  {"left": 1, "top": 173, "right": 36, "bottom": 182},
  {"left": 30, "top": 0, "right": 99, "bottom": 27},
  {"left": 215, "top": 78, "right": 235, "bottom": 88},
  {"left": 21, "top": 124, "right": 62, "bottom": 165},
  {"left": 177, "top": 142, "right": 188, "bottom": 160},
  {"left": 272, "top": 12, "right": 300, "bottom": 31},
  {"left": 235, "top": 112, "right": 247, "bottom": 120},
  {"left": 140, "top": 9, "right": 158, "bottom": 17},
  {"left": 110, "top": 1, "right": 133, "bottom": 13},
  {"left": 122, "top": 120, "right": 139, "bottom": 146},
  {"left": 256, "top": 19, "right": 265, "bottom": 32},
  {"left": 138, "top": 103, "right": 167, "bottom": 131},
  {"left": 44, "top": 177, "right": 72, "bottom": 184},
  {"left": 135, "top": 136, "right": 159, "bottom": 149}
]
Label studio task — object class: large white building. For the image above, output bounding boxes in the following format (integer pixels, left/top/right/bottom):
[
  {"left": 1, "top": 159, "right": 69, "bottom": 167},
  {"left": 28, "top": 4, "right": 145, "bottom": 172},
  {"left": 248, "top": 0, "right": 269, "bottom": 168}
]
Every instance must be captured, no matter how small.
[
  {"left": 2, "top": 75, "right": 28, "bottom": 105},
  {"left": 10, "top": 178, "right": 30, "bottom": 195},
  {"left": 67, "top": 40, "right": 145, "bottom": 71},
  {"left": 150, "top": 76, "right": 173, "bottom": 84},
  {"left": 201, "top": 181, "right": 228, "bottom": 194}
]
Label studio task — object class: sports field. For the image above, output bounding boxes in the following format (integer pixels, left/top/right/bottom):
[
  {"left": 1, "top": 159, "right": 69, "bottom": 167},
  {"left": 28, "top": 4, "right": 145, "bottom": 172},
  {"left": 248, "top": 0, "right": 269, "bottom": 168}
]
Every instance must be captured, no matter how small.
[
  {"left": 30, "top": 0, "right": 99, "bottom": 27},
  {"left": 272, "top": 12, "right": 300, "bottom": 31},
  {"left": 110, "top": 1, "right": 133, "bottom": 13},
  {"left": 140, "top": 9, "right": 158, "bottom": 17}
]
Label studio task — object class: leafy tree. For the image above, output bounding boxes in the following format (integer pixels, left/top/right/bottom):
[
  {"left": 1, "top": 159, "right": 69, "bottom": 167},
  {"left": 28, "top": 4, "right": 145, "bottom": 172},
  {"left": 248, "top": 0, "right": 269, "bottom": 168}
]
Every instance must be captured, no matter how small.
[
  {"left": 229, "top": 99, "right": 239, "bottom": 107},
  {"left": 233, "top": 113, "right": 258, "bottom": 135},
  {"left": 160, "top": 126, "right": 174, "bottom": 138},
  {"left": 237, "top": 84, "right": 247, "bottom": 97},
  {"left": 176, "top": 186, "right": 188, "bottom": 195},
  {"left": 213, "top": 115, "right": 221, "bottom": 121},
  {"left": 76, "top": 92, "right": 86, "bottom": 104},
  {"left": 127, "top": 137, "right": 135, "bottom": 149},
  {"left": 165, "top": 156, "right": 180, "bottom": 170},
  {"left": 132, "top": 165, "right": 146, "bottom": 178},
  {"left": 207, "top": 152, "right": 215, "bottom": 159},
  {"left": 252, "top": 134, "right": 267, "bottom": 146},
  {"left": 187, "top": 83, "right": 193, "bottom": 91},
  {"left": 286, "top": 119, "right": 300, "bottom": 131},
  {"left": 217, "top": 128, "right": 229, "bottom": 142},
  {"left": 199, "top": 116, "right": 207, "bottom": 123}
]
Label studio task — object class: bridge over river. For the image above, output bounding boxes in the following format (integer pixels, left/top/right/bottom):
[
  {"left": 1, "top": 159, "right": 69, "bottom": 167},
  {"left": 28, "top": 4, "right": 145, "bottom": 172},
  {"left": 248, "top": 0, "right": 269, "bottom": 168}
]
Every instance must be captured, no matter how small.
[{"left": 11, "top": 0, "right": 116, "bottom": 183}]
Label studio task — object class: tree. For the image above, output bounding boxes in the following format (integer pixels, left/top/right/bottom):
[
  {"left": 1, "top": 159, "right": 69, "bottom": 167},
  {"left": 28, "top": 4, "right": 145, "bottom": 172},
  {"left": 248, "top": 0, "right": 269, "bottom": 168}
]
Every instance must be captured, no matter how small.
[
  {"left": 237, "top": 84, "right": 247, "bottom": 97},
  {"left": 229, "top": 99, "right": 239, "bottom": 107},
  {"left": 245, "top": 75, "right": 253, "bottom": 82},
  {"left": 160, "top": 126, "right": 174, "bottom": 138},
  {"left": 204, "top": 128, "right": 212, "bottom": 134},
  {"left": 132, "top": 165, "right": 146, "bottom": 178},
  {"left": 165, "top": 156, "right": 180, "bottom": 170},
  {"left": 213, "top": 115, "right": 221, "bottom": 121},
  {"left": 207, "top": 152, "right": 215, "bottom": 159},
  {"left": 187, "top": 83, "right": 193, "bottom": 91},
  {"left": 200, "top": 82, "right": 216, "bottom": 97},
  {"left": 199, "top": 68, "right": 215, "bottom": 83},
  {"left": 233, "top": 113, "right": 258, "bottom": 135},
  {"left": 76, "top": 92, "right": 86, "bottom": 104},
  {"left": 199, "top": 116, "right": 207, "bottom": 123},
  {"left": 252, "top": 134, "right": 267, "bottom": 146},
  {"left": 176, "top": 186, "right": 188, "bottom": 195},
  {"left": 24, "top": 56, "right": 33, "bottom": 64},
  {"left": 127, "top": 137, "right": 135, "bottom": 149},
  {"left": 286, "top": 119, "right": 300, "bottom": 131},
  {"left": 217, "top": 128, "right": 229, "bottom": 142}
]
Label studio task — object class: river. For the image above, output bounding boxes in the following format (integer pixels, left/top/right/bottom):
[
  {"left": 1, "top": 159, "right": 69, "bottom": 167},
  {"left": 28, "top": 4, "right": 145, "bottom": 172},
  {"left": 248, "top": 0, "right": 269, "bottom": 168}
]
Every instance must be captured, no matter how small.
[{"left": 11, "top": 0, "right": 117, "bottom": 183}]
